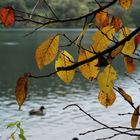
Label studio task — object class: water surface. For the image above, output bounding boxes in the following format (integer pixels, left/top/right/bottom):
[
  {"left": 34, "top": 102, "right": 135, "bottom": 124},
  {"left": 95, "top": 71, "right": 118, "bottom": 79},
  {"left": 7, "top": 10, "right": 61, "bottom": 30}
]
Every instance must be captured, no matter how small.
[{"left": 0, "top": 29, "right": 140, "bottom": 140}]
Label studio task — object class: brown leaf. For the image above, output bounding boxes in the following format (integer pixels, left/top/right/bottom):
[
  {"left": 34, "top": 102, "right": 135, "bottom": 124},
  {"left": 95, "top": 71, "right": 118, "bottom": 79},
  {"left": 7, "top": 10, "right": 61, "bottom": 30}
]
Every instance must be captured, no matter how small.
[
  {"left": 135, "top": 33, "right": 140, "bottom": 47},
  {"left": 131, "top": 105, "right": 139, "bottom": 129},
  {"left": 0, "top": 7, "right": 15, "bottom": 27},
  {"left": 111, "top": 16, "right": 122, "bottom": 32},
  {"left": 124, "top": 55, "right": 136, "bottom": 74},
  {"left": 118, "top": 87, "right": 133, "bottom": 104},
  {"left": 15, "top": 73, "right": 29, "bottom": 109},
  {"left": 96, "top": 11, "right": 109, "bottom": 29}
]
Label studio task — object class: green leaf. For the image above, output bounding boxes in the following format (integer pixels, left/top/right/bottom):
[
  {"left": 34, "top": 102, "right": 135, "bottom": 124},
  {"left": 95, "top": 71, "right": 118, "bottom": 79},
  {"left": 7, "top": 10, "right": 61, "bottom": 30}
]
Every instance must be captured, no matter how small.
[
  {"left": 11, "top": 132, "right": 15, "bottom": 140},
  {"left": 20, "top": 128, "right": 24, "bottom": 135},
  {"left": 19, "top": 134, "right": 26, "bottom": 140},
  {"left": 7, "top": 122, "right": 16, "bottom": 128}
]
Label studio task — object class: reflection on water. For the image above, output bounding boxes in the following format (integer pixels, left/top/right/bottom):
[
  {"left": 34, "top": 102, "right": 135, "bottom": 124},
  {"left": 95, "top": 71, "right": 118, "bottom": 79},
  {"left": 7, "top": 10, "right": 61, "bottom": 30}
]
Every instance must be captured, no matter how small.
[{"left": 0, "top": 29, "right": 140, "bottom": 140}]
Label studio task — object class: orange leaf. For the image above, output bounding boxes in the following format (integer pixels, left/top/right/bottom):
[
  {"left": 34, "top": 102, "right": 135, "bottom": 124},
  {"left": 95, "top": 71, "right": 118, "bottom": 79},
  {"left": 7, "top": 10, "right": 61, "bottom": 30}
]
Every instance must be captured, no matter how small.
[
  {"left": 119, "top": 0, "right": 133, "bottom": 10},
  {"left": 96, "top": 11, "right": 109, "bottom": 29},
  {"left": 15, "top": 73, "right": 29, "bottom": 109},
  {"left": 0, "top": 7, "right": 15, "bottom": 27},
  {"left": 131, "top": 105, "right": 139, "bottom": 129},
  {"left": 124, "top": 55, "right": 136, "bottom": 74},
  {"left": 135, "top": 33, "right": 140, "bottom": 46},
  {"left": 118, "top": 87, "right": 133, "bottom": 104},
  {"left": 111, "top": 16, "right": 122, "bottom": 32}
]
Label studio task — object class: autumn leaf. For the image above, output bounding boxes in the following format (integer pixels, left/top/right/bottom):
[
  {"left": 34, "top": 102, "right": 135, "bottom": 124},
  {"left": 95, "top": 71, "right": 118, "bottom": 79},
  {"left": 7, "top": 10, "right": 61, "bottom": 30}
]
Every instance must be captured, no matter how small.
[
  {"left": 15, "top": 73, "right": 29, "bottom": 109},
  {"left": 110, "top": 16, "right": 122, "bottom": 32},
  {"left": 135, "top": 32, "right": 140, "bottom": 47},
  {"left": 119, "top": 0, "right": 133, "bottom": 10},
  {"left": 96, "top": 11, "right": 109, "bottom": 29},
  {"left": 124, "top": 55, "right": 136, "bottom": 74},
  {"left": 118, "top": 87, "right": 133, "bottom": 104},
  {"left": 35, "top": 35, "right": 59, "bottom": 70},
  {"left": 98, "top": 64, "right": 117, "bottom": 93},
  {"left": 55, "top": 50, "right": 75, "bottom": 84},
  {"left": 119, "top": 27, "right": 135, "bottom": 56},
  {"left": 78, "top": 49, "right": 99, "bottom": 80},
  {"left": 92, "top": 26, "right": 115, "bottom": 53},
  {"left": 98, "top": 89, "right": 116, "bottom": 108},
  {"left": 0, "top": 7, "right": 15, "bottom": 27},
  {"left": 131, "top": 105, "right": 139, "bottom": 129}
]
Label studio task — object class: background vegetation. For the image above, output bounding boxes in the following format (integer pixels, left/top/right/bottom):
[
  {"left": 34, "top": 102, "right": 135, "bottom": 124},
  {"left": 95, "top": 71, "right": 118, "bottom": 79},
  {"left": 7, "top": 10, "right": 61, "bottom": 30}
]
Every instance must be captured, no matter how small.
[{"left": 0, "top": 0, "right": 140, "bottom": 28}]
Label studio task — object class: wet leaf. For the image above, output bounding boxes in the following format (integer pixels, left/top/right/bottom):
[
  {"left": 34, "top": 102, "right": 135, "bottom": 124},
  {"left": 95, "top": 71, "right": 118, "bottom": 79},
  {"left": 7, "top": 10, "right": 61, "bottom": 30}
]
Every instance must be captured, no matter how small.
[
  {"left": 19, "top": 134, "right": 26, "bottom": 140},
  {"left": 119, "top": 0, "right": 133, "bottom": 10},
  {"left": 98, "top": 64, "right": 117, "bottom": 93},
  {"left": 78, "top": 49, "right": 99, "bottom": 80},
  {"left": 118, "top": 87, "right": 133, "bottom": 104},
  {"left": 131, "top": 105, "right": 139, "bottom": 129},
  {"left": 119, "top": 27, "right": 135, "bottom": 56},
  {"left": 110, "top": 16, "right": 122, "bottom": 32},
  {"left": 92, "top": 26, "right": 115, "bottom": 53},
  {"left": 96, "top": 11, "right": 109, "bottom": 29},
  {"left": 35, "top": 35, "right": 59, "bottom": 70},
  {"left": 7, "top": 122, "right": 16, "bottom": 128},
  {"left": 124, "top": 55, "right": 136, "bottom": 74},
  {"left": 55, "top": 50, "right": 75, "bottom": 84},
  {"left": 98, "top": 89, "right": 116, "bottom": 108},
  {"left": 0, "top": 7, "right": 15, "bottom": 27},
  {"left": 15, "top": 73, "right": 29, "bottom": 109}
]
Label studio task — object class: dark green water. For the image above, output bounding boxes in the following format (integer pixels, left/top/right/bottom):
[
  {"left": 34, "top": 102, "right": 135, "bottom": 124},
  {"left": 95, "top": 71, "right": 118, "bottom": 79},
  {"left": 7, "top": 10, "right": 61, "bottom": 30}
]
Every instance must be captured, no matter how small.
[{"left": 0, "top": 29, "right": 140, "bottom": 140}]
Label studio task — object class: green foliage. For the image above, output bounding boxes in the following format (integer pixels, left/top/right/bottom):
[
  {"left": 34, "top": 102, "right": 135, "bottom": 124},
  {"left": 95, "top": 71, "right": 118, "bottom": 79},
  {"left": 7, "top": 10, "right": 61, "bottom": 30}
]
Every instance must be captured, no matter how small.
[{"left": 7, "top": 121, "right": 26, "bottom": 140}]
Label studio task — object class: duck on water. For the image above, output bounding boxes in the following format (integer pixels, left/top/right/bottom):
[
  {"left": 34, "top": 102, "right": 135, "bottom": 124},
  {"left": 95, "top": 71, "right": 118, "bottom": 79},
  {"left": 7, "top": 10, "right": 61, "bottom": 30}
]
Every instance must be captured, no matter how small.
[{"left": 29, "top": 106, "right": 45, "bottom": 116}]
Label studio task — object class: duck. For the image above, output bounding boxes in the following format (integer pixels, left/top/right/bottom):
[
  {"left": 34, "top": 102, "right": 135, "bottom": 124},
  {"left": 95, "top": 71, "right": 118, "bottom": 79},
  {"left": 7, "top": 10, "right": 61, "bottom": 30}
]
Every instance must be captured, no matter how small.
[
  {"left": 72, "top": 137, "right": 79, "bottom": 140},
  {"left": 29, "top": 106, "right": 45, "bottom": 116}
]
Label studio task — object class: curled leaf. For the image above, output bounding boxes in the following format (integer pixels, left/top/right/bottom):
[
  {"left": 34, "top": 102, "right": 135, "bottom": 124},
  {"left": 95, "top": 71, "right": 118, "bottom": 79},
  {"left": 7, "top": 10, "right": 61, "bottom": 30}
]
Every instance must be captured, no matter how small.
[
  {"left": 131, "top": 105, "right": 139, "bottom": 129},
  {"left": 98, "top": 89, "right": 116, "bottom": 108},
  {"left": 15, "top": 73, "right": 29, "bottom": 109},
  {"left": 0, "top": 7, "right": 15, "bottom": 27},
  {"left": 35, "top": 35, "right": 59, "bottom": 70},
  {"left": 78, "top": 49, "right": 99, "bottom": 80},
  {"left": 118, "top": 87, "right": 133, "bottom": 104},
  {"left": 124, "top": 55, "right": 136, "bottom": 74},
  {"left": 55, "top": 50, "right": 75, "bottom": 84},
  {"left": 119, "top": 0, "right": 133, "bottom": 10}
]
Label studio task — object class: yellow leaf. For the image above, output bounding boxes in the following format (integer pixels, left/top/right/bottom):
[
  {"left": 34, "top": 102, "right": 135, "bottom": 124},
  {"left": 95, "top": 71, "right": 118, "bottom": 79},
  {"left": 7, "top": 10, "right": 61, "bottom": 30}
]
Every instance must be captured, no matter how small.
[
  {"left": 92, "top": 26, "right": 115, "bottom": 53},
  {"left": 55, "top": 50, "right": 75, "bottom": 84},
  {"left": 78, "top": 49, "right": 99, "bottom": 80},
  {"left": 119, "top": 27, "right": 135, "bottom": 56},
  {"left": 131, "top": 105, "right": 139, "bottom": 128},
  {"left": 98, "top": 64, "right": 117, "bottom": 93},
  {"left": 124, "top": 55, "right": 136, "bottom": 74},
  {"left": 118, "top": 87, "right": 133, "bottom": 104},
  {"left": 35, "top": 35, "right": 59, "bottom": 70},
  {"left": 15, "top": 73, "right": 29, "bottom": 109},
  {"left": 98, "top": 89, "right": 116, "bottom": 108},
  {"left": 119, "top": 0, "right": 133, "bottom": 10}
]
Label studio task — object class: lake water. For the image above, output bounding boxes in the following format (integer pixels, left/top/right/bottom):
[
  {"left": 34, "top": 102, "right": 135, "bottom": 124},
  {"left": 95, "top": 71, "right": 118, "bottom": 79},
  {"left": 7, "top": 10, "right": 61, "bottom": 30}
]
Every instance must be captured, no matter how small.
[{"left": 0, "top": 29, "right": 140, "bottom": 140}]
